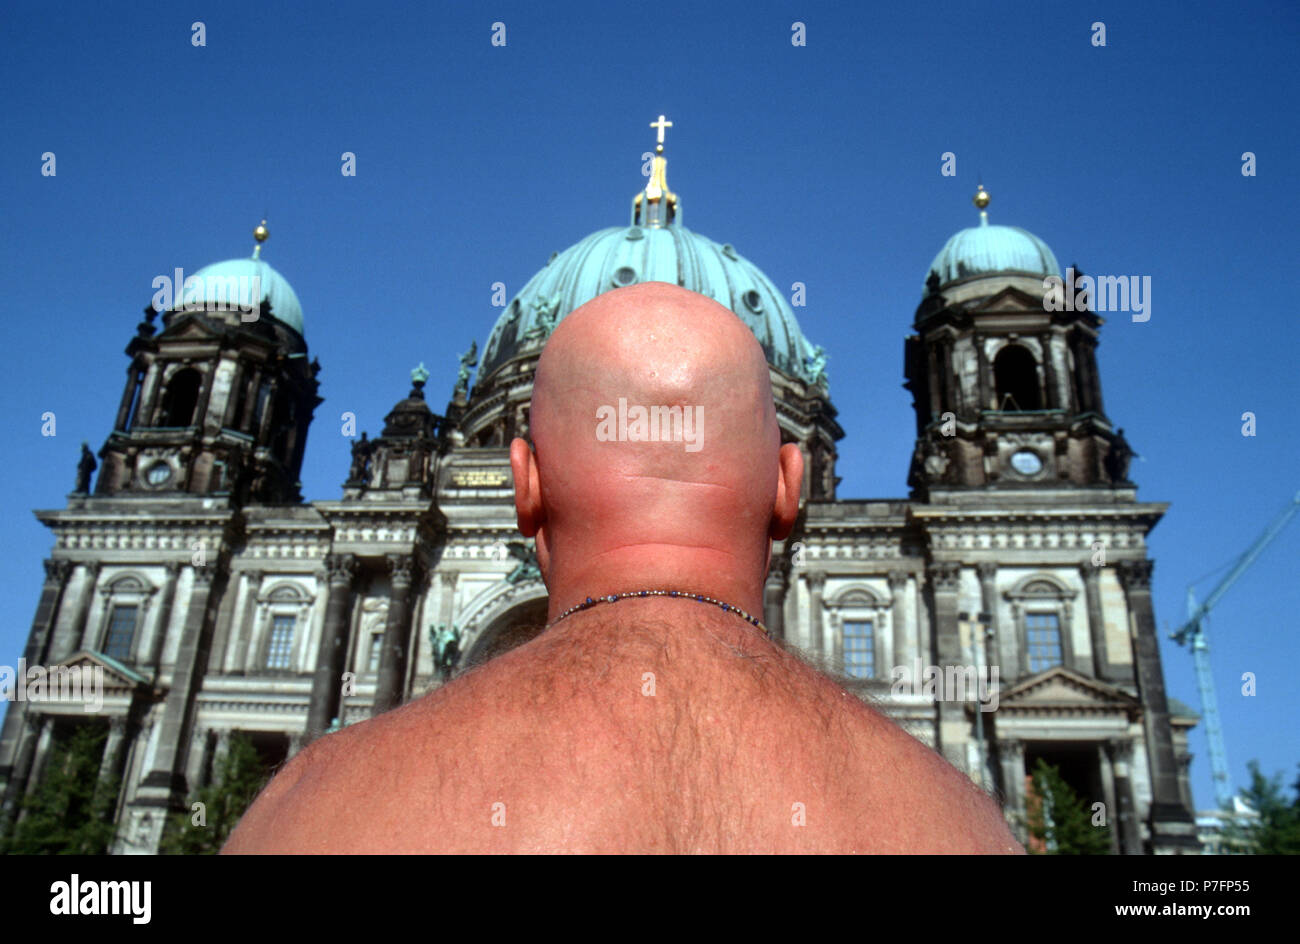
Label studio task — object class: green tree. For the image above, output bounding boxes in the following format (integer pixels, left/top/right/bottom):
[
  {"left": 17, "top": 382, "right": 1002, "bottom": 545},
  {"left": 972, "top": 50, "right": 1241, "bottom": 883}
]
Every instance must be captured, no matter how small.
[
  {"left": 1025, "top": 758, "right": 1112, "bottom": 855},
  {"left": 2, "top": 724, "right": 120, "bottom": 855},
  {"left": 1224, "top": 761, "right": 1300, "bottom": 855},
  {"left": 159, "top": 732, "right": 269, "bottom": 854}
]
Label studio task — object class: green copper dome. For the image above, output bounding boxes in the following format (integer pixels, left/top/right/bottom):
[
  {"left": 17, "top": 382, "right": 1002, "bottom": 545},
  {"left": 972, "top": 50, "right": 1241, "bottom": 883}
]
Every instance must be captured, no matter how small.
[
  {"left": 480, "top": 224, "right": 825, "bottom": 384},
  {"left": 189, "top": 257, "right": 304, "bottom": 336},
  {"left": 925, "top": 219, "right": 1060, "bottom": 295}
]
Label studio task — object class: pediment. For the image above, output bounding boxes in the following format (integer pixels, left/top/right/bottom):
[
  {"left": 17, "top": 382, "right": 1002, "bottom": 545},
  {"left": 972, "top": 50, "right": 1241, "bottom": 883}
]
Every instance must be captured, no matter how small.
[
  {"left": 998, "top": 666, "right": 1138, "bottom": 713},
  {"left": 971, "top": 284, "right": 1047, "bottom": 313},
  {"left": 56, "top": 650, "right": 150, "bottom": 691},
  {"left": 158, "top": 312, "right": 226, "bottom": 341}
]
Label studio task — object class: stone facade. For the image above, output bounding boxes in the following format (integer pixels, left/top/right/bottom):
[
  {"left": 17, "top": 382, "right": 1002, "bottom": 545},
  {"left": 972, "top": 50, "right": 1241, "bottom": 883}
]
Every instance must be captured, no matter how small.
[{"left": 0, "top": 208, "right": 1200, "bottom": 854}]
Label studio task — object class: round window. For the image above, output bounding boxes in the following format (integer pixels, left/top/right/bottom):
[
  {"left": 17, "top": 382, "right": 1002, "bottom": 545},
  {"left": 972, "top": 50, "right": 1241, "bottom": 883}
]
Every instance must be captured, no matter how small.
[
  {"left": 742, "top": 289, "right": 764, "bottom": 314},
  {"left": 1010, "top": 450, "right": 1043, "bottom": 475},
  {"left": 146, "top": 462, "right": 172, "bottom": 486},
  {"left": 612, "top": 266, "right": 637, "bottom": 287}
]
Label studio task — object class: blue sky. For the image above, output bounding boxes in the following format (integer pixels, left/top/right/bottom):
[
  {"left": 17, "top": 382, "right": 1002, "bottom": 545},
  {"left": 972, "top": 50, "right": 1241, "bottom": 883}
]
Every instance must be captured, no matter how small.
[{"left": 1, "top": 0, "right": 1296, "bottom": 812}]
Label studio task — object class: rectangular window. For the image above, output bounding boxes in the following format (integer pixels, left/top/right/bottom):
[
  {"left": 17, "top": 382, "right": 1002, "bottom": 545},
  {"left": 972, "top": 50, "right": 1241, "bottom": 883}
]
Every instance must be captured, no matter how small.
[
  {"left": 843, "top": 620, "right": 874, "bottom": 679},
  {"left": 266, "top": 614, "right": 296, "bottom": 670},
  {"left": 104, "top": 604, "right": 138, "bottom": 661},
  {"left": 367, "top": 632, "right": 384, "bottom": 673},
  {"left": 1026, "top": 613, "right": 1063, "bottom": 672}
]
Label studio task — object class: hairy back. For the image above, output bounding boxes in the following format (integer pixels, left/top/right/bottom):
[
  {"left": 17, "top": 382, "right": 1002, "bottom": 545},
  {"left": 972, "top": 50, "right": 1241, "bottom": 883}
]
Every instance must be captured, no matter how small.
[{"left": 224, "top": 611, "right": 1021, "bottom": 854}]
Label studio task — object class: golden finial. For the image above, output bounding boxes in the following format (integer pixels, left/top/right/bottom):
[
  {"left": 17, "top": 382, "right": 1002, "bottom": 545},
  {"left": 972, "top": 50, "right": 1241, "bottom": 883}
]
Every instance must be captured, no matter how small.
[
  {"left": 973, "top": 184, "right": 990, "bottom": 209},
  {"left": 650, "top": 114, "right": 673, "bottom": 155},
  {"left": 632, "top": 115, "right": 679, "bottom": 227},
  {"left": 252, "top": 218, "right": 269, "bottom": 259}
]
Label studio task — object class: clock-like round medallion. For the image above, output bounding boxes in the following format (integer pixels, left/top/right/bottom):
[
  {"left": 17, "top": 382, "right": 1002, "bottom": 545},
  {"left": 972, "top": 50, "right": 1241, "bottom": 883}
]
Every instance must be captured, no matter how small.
[
  {"left": 1010, "top": 450, "right": 1043, "bottom": 475},
  {"left": 145, "top": 461, "right": 172, "bottom": 486}
]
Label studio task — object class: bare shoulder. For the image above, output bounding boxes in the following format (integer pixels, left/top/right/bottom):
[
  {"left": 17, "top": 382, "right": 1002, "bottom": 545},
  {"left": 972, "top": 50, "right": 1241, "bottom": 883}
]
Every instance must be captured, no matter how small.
[
  {"left": 221, "top": 718, "right": 376, "bottom": 854},
  {"left": 798, "top": 678, "right": 1023, "bottom": 853}
]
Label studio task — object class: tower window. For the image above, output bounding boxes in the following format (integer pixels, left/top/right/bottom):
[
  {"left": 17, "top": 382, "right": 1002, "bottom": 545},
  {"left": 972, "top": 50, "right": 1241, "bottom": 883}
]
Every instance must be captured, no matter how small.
[
  {"left": 103, "top": 605, "right": 138, "bottom": 661},
  {"left": 265, "top": 615, "right": 296, "bottom": 670},
  {"left": 367, "top": 632, "right": 384, "bottom": 673},
  {"left": 993, "top": 344, "right": 1042, "bottom": 411},
  {"left": 160, "top": 368, "right": 202, "bottom": 427},
  {"left": 1026, "top": 613, "right": 1062, "bottom": 672},
  {"left": 843, "top": 620, "right": 875, "bottom": 679}
]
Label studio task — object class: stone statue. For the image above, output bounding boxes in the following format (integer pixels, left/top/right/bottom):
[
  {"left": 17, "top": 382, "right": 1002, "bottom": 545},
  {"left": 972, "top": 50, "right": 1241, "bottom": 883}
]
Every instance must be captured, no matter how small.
[
  {"left": 348, "top": 432, "right": 374, "bottom": 484},
  {"left": 804, "top": 345, "right": 828, "bottom": 387},
  {"left": 524, "top": 293, "right": 561, "bottom": 341},
  {"left": 75, "top": 442, "right": 97, "bottom": 494},
  {"left": 1105, "top": 429, "right": 1135, "bottom": 483},
  {"left": 454, "top": 342, "right": 478, "bottom": 397},
  {"left": 504, "top": 541, "right": 541, "bottom": 584},
  {"left": 432, "top": 624, "right": 461, "bottom": 681}
]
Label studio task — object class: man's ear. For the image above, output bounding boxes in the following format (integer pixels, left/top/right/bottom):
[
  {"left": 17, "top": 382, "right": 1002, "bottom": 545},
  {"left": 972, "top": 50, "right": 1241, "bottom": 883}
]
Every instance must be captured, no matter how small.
[
  {"left": 769, "top": 442, "right": 804, "bottom": 540},
  {"left": 510, "top": 437, "right": 544, "bottom": 537}
]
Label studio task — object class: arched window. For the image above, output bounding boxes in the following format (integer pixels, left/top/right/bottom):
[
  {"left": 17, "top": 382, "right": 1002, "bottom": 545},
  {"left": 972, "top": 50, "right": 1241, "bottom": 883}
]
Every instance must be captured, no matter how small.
[
  {"left": 993, "top": 345, "right": 1042, "bottom": 411},
  {"left": 1026, "top": 613, "right": 1063, "bottom": 671},
  {"left": 160, "top": 368, "right": 202, "bottom": 427},
  {"left": 843, "top": 620, "right": 875, "bottom": 678}
]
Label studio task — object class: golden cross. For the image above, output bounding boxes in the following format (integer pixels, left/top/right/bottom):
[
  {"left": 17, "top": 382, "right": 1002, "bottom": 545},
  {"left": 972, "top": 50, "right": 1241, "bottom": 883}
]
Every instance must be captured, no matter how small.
[{"left": 650, "top": 114, "right": 673, "bottom": 146}]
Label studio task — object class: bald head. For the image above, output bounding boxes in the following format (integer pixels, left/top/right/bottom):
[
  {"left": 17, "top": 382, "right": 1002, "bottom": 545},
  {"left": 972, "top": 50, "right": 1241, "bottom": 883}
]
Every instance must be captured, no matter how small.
[{"left": 511, "top": 282, "right": 803, "bottom": 614}]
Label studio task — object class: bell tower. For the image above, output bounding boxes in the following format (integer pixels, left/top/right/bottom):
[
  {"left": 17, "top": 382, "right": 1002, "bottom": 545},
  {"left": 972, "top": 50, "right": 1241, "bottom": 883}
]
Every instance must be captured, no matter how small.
[
  {"left": 95, "top": 222, "right": 321, "bottom": 505},
  {"left": 903, "top": 187, "right": 1135, "bottom": 499}
]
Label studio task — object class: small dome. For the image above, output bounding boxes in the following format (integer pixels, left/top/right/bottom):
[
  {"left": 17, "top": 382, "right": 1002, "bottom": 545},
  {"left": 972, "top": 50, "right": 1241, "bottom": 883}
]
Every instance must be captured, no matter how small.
[
  {"left": 480, "top": 224, "right": 822, "bottom": 383},
  {"left": 925, "top": 223, "right": 1060, "bottom": 296},
  {"left": 189, "top": 257, "right": 304, "bottom": 336}
]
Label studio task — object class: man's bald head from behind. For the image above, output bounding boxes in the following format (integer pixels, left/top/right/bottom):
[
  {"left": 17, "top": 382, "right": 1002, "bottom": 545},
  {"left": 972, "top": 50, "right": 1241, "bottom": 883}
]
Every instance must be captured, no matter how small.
[{"left": 510, "top": 281, "right": 803, "bottom": 618}]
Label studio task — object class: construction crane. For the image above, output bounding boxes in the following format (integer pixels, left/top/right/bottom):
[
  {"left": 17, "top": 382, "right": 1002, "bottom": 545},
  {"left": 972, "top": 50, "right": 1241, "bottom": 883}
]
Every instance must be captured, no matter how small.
[{"left": 1170, "top": 491, "right": 1300, "bottom": 809}]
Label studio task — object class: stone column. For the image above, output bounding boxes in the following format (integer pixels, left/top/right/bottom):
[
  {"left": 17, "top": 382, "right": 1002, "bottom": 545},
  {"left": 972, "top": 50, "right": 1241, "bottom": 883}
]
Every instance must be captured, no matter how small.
[
  {"left": 1079, "top": 563, "right": 1117, "bottom": 681},
  {"left": 211, "top": 730, "right": 232, "bottom": 777},
  {"left": 224, "top": 570, "right": 262, "bottom": 674},
  {"left": 137, "top": 565, "right": 222, "bottom": 806},
  {"left": 147, "top": 561, "right": 182, "bottom": 674},
  {"left": 974, "top": 335, "right": 990, "bottom": 411},
  {"left": 1039, "top": 331, "right": 1058, "bottom": 409},
  {"left": 98, "top": 717, "right": 129, "bottom": 784},
  {"left": 928, "top": 561, "right": 966, "bottom": 769},
  {"left": 115, "top": 368, "right": 140, "bottom": 430},
  {"left": 888, "top": 571, "right": 911, "bottom": 670},
  {"left": 183, "top": 725, "right": 210, "bottom": 792},
  {"left": 975, "top": 562, "right": 1001, "bottom": 681},
  {"left": 763, "top": 562, "right": 788, "bottom": 641},
  {"left": 0, "top": 714, "right": 46, "bottom": 822},
  {"left": 29, "top": 559, "right": 73, "bottom": 666},
  {"left": 24, "top": 718, "right": 55, "bottom": 797},
  {"left": 49, "top": 561, "right": 100, "bottom": 661},
  {"left": 805, "top": 571, "right": 826, "bottom": 655},
  {"left": 1108, "top": 738, "right": 1142, "bottom": 855},
  {"left": 256, "top": 379, "right": 280, "bottom": 442},
  {"left": 373, "top": 554, "right": 416, "bottom": 715},
  {"left": 998, "top": 737, "right": 1027, "bottom": 843},
  {"left": 306, "top": 553, "right": 358, "bottom": 740},
  {"left": 0, "top": 560, "right": 73, "bottom": 787},
  {"left": 1097, "top": 740, "right": 1122, "bottom": 855},
  {"left": 1117, "top": 559, "right": 1197, "bottom": 850},
  {"left": 238, "top": 368, "right": 262, "bottom": 433}
]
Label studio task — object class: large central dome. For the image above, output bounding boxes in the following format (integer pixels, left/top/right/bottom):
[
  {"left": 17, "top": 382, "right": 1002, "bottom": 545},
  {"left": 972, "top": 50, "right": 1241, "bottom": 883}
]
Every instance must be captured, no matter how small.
[
  {"left": 457, "top": 124, "right": 842, "bottom": 500},
  {"left": 479, "top": 224, "right": 822, "bottom": 383},
  {"left": 477, "top": 132, "right": 824, "bottom": 386}
]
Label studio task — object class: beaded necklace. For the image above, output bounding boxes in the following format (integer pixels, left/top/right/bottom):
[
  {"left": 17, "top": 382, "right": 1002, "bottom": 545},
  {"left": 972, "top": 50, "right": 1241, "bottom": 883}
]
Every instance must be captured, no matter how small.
[{"left": 547, "top": 589, "right": 768, "bottom": 635}]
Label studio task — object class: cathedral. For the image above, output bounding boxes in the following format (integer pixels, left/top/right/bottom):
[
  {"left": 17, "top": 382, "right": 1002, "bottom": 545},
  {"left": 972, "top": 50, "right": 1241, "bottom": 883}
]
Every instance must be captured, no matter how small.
[{"left": 0, "top": 124, "right": 1201, "bottom": 854}]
